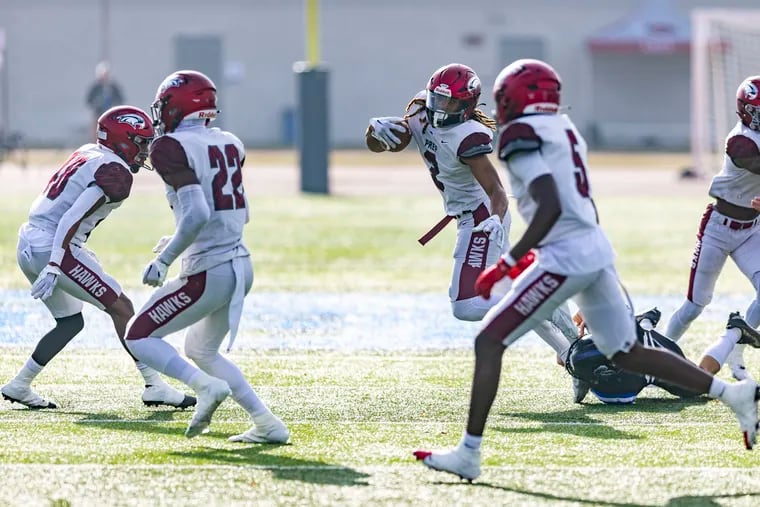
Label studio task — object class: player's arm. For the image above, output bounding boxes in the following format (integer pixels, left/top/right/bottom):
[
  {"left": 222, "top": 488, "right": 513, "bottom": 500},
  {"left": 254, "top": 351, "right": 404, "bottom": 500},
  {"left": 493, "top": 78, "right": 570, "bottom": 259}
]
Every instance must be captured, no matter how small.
[
  {"left": 509, "top": 169, "right": 561, "bottom": 261},
  {"left": 461, "top": 132, "right": 507, "bottom": 221},
  {"left": 727, "top": 135, "right": 760, "bottom": 175},
  {"left": 148, "top": 136, "right": 210, "bottom": 267}
]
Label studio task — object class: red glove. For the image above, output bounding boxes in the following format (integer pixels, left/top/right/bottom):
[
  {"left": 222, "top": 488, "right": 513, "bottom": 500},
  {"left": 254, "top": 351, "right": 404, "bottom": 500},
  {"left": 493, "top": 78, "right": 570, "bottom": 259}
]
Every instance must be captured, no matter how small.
[{"left": 474, "top": 251, "right": 537, "bottom": 299}]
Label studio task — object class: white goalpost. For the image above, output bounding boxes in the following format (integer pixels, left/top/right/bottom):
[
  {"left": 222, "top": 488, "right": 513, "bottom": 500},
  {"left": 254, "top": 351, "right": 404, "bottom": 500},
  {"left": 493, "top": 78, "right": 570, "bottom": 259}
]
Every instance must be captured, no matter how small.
[{"left": 691, "top": 9, "right": 760, "bottom": 174}]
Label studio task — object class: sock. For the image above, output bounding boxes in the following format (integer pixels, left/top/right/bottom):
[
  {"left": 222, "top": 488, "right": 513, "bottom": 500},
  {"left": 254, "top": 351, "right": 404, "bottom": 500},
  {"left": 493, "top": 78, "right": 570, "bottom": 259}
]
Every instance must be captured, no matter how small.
[
  {"left": 708, "top": 377, "right": 727, "bottom": 399},
  {"left": 192, "top": 352, "right": 269, "bottom": 418},
  {"left": 13, "top": 358, "right": 44, "bottom": 385},
  {"left": 745, "top": 299, "right": 760, "bottom": 328},
  {"left": 665, "top": 301, "right": 703, "bottom": 341},
  {"left": 703, "top": 329, "right": 741, "bottom": 367},
  {"left": 135, "top": 361, "right": 161, "bottom": 386},
  {"left": 30, "top": 313, "right": 84, "bottom": 366},
  {"left": 460, "top": 432, "right": 482, "bottom": 451},
  {"left": 127, "top": 338, "right": 204, "bottom": 390}
]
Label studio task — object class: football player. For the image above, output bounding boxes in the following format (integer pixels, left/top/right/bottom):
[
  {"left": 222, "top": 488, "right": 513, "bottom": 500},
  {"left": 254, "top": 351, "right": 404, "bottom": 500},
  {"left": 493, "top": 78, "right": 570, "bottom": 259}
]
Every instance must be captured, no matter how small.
[
  {"left": 366, "top": 63, "right": 578, "bottom": 364},
  {"left": 2, "top": 106, "right": 195, "bottom": 410},
  {"left": 125, "top": 70, "right": 288, "bottom": 442},
  {"left": 666, "top": 75, "right": 760, "bottom": 382},
  {"left": 414, "top": 59, "right": 760, "bottom": 482}
]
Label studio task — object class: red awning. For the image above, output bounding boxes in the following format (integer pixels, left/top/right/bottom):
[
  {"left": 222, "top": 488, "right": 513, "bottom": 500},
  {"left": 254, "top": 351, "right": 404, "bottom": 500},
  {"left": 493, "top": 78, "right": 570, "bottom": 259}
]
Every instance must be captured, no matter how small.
[{"left": 587, "top": 0, "right": 690, "bottom": 55}]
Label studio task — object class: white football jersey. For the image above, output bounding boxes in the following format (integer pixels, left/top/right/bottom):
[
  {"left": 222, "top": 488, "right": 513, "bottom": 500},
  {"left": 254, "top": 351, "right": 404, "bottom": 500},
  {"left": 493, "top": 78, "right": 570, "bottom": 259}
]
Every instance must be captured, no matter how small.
[
  {"left": 708, "top": 121, "right": 760, "bottom": 207},
  {"left": 152, "top": 125, "right": 249, "bottom": 274},
  {"left": 498, "top": 114, "right": 615, "bottom": 275},
  {"left": 26, "top": 143, "right": 132, "bottom": 248},
  {"left": 406, "top": 91, "right": 493, "bottom": 215}
]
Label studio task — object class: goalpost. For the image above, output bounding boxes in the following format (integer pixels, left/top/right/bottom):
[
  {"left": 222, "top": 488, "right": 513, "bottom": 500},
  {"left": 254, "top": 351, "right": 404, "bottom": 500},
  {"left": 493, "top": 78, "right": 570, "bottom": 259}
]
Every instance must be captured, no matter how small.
[{"left": 691, "top": 9, "right": 760, "bottom": 174}]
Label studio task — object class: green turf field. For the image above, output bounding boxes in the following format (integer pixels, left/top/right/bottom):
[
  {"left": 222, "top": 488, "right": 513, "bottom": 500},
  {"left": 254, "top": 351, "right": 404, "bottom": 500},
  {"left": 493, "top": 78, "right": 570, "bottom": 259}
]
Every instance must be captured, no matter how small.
[{"left": 1, "top": 155, "right": 759, "bottom": 506}]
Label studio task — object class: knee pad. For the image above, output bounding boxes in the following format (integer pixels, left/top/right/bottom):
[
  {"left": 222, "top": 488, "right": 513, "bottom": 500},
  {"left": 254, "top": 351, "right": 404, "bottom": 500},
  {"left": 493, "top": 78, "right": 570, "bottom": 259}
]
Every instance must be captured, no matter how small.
[
  {"left": 679, "top": 300, "right": 705, "bottom": 322},
  {"left": 451, "top": 299, "right": 488, "bottom": 322}
]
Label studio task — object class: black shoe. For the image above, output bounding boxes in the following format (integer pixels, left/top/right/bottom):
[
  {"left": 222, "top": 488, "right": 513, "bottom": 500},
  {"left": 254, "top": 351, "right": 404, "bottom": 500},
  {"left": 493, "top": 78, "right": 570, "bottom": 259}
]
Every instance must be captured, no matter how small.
[
  {"left": 727, "top": 312, "right": 760, "bottom": 348},
  {"left": 636, "top": 307, "right": 662, "bottom": 328}
]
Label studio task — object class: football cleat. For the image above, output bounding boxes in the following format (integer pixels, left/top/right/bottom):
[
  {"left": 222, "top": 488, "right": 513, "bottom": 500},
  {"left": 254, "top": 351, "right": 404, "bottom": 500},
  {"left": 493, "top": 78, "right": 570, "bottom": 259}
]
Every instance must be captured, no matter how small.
[
  {"left": 727, "top": 345, "right": 751, "bottom": 381},
  {"left": 142, "top": 383, "right": 196, "bottom": 409},
  {"left": 185, "top": 377, "right": 230, "bottom": 438},
  {"left": 721, "top": 379, "right": 760, "bottom": 450},
  {"left": 1, "top": 379, "right": 57, "bottom": 409},
  {"left": 573, "top": 377, "right": 591, "bottom": 404},
  {"left": 727, "top": 312, "right": 760, "bottom": 348},
  {"left": 636, "top": 307, "right": 662, "bottom": 328},
  {"left": 413, "top": 446, "right": 481, "bottom": 482},
  {"left": 229, "top": 414, "right": 290, "bottom": 444}
]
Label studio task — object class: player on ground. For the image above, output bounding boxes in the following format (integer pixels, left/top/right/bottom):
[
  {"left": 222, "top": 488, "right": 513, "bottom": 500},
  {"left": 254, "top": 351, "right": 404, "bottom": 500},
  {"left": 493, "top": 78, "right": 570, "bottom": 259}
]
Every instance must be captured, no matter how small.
[
  {"left": 2, "top": 106, "right": 195, "bottom": 410},
  {"left": 125, "top": 70, "right": 289, "bottom": 441},
  {"left": 665, "top": 76, "right": 760, "bottom": 382},
  {"left": 366, "top": 63, "right": 577, "bottom": 364},
  {"left": 414, "top": 60, "right": 760, "bottom": 482}
]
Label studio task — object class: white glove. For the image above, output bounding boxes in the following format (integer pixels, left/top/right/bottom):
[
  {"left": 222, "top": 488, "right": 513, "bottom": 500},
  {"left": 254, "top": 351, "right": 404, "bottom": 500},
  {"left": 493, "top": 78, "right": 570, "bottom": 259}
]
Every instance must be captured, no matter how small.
[
  {"left": 152, "top": 235, "right": 174, "bottom": 254},
  {"left": 142, "top": 258, "right": 169, "bottom": 287},
  {"left": 31, "top": 264, "right": 61, "bottom": 301},
  {"left": 473, "top": 214, "right": 506, "bottom": 248},
  {"left": 369, "top": 117, "right": 407, "bottom": 150}
]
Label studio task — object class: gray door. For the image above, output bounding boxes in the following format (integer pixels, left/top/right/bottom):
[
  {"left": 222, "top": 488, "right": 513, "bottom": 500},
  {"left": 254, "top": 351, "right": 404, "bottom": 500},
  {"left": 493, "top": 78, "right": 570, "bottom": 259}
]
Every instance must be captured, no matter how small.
[
  {"left": 499, "top": 36, "right": 545, "bottom": 66},
  {"left": 174, "top": 35, "right": 223, "bottom": 126}
]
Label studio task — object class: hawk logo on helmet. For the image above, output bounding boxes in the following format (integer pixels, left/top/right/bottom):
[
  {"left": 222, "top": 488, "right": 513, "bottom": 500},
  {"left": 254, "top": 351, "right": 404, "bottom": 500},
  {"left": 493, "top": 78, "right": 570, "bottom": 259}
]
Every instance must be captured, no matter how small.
[
  {"left": 745, "top": 81, "right": 759, "bottom": 100},
  {"left": 467, "top": 76, "right": 481, "bottom": 93},
  {"left": 116, "top": 113, "right": 147, "bottom": 129},
  {"left": 159, "top": 75, "right": 186, "bottom": 93}
]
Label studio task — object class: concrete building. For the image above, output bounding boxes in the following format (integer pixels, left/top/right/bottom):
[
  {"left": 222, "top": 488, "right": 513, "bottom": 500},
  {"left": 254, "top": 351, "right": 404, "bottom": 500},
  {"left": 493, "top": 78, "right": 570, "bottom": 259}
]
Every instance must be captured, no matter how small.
[{"left": 0, "top": 0, "right": 757, "bottom": 149}]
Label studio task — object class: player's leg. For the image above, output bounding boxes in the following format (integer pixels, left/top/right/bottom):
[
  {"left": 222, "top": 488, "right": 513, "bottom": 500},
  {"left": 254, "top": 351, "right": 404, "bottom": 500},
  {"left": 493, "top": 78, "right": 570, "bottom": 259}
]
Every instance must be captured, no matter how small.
[
  {"left": 725, "top": 229, "right": 760, "bottom": 379},
  {"left": 666, "top": 209, "right": 730, "bottom": 340},
  {"left": 416, "top": 266, "right": 587, "bottom": 479},
  {"left": 57, "top": 245, "right": 194, "bottom": 408},
  {"left": 699, "top": 312, "right": 760, "bottom": 375},
  {"left": 583, "top": 266, "right": 759, "bottom": 449},
  {"left": 125, "top": 267, "right": 240, "bottom": 437},
  {"left": 2, "top": 248, "right": 82, "bottom": 409}
]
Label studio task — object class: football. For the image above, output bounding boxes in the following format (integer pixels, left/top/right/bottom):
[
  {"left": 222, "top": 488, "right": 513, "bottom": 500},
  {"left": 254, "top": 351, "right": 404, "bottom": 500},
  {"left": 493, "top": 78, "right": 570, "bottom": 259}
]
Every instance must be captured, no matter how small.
[{"left": 365, "top": 120, "right": 412, "bottom": 153}]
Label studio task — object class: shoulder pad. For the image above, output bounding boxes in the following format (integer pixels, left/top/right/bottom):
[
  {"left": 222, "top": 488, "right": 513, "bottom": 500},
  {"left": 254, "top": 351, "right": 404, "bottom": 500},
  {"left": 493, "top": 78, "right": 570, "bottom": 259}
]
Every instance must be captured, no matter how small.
[
  {"left": 457, "top": 131, "right": 493, "bottom": 159},
  {"left": 150, "top": 135, "right": 192, "bottom": 179},
  {"left": 94, "top": 162, "right": 133, "bottom": 202},
  {"left": 498, "top": 122, "right": 542, "bottom": 161},
  {"left": 726, "top": 134, "right": 760, "bottom": 161}
]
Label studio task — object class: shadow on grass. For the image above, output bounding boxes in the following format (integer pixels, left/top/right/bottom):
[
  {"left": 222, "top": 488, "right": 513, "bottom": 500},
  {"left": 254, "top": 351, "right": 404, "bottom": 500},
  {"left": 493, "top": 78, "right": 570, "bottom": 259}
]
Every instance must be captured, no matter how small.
[{"left": 494, "top": 407, "right": 640, "bottom": 440}]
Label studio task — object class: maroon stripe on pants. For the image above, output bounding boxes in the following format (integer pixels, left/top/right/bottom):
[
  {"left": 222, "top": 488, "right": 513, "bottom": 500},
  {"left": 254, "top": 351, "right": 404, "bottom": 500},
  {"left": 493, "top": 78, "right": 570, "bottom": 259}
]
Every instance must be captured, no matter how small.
[
  {"left": 60, "top": 249, "right": 118, "bottom": 308},
  {"left": 481, "top": 271, "right": 567, "bottom": 342},
  {"left": 457, "top": 203, "right": 493, "bottom": 301},
  {"left": 126, "top": 272, "right": 207, "bottom": 339},
  {"left": 687, "top": 204, "right": 713, "bottom": 302}
]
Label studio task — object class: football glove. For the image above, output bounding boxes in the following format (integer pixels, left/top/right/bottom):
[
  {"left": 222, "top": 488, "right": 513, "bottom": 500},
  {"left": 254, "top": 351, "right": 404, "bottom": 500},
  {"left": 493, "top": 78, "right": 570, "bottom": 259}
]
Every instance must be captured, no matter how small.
[
  {"left": 31, "top": 263, "right": 61, "bottom": 301},
  {"left": 142, "top": 258, "right": 169, "bottom": 287},
  {"left": 472, "top": 214, "right": 506, "bottom": 248},
  {"left": 369, "top": 117, "right": 407, "bottom": 150},
  {"left": 475, "top": 251, "right": 537, "bottom": 299}
]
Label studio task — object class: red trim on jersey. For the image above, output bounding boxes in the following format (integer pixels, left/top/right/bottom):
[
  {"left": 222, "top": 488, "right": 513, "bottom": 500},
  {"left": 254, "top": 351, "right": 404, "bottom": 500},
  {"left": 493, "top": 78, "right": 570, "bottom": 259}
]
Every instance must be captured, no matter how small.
[
  {"left": 457, "top": 132, "right": 493, "bottom": 159},
  {"left": 60, "top": 249, "right": 119, "bottom": 308},
  {"left": 126, "top": 272, "right": 207, "bottom": 339},
  {"left": 456, "top": 203, "right": 492, "bottom": 301},
  {"left": 94, "top": 162, "right": 133, "bottom": 202},
  {"left": 687, "top": 204, "right": 714, "bottom": 302},
  {"left": 498, "top": 122, "right": 542, "bottom": 160},
  {"left": 481, "top": 270, "right": 567, "bottom": 341}
]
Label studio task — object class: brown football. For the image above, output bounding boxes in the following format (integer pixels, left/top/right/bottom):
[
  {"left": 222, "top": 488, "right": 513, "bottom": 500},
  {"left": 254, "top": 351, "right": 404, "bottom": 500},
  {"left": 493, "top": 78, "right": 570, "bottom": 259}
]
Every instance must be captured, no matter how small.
[{"left": 365, "top": 120, "right": 412, "bottom": 152}]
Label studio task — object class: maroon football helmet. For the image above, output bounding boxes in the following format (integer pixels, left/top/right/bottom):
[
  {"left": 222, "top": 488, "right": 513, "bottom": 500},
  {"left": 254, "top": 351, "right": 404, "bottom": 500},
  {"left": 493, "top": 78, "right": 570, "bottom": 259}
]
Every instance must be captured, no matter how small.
[
  {"left": 425, "top": 63, "right": 482, "bottom": 128},
  {"left": 493, "top": 59, "right": 561, "bottom": 126},
  {"left": 96, "top": 106, "right": 154, "bottom": 173},
  {"left": 737, "top": 76, "right": 760, "bottom": 130},
  {"left": 151, "top": 70, "right": 218, "bottom": 135}
]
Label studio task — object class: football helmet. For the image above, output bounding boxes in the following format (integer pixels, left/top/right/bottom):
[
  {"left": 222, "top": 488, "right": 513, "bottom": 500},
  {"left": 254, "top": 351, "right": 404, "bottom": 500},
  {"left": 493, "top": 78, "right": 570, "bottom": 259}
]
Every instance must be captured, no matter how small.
[
  {"left": 493, "top": 59, "right": 561, "bottom": 126},
  {"left": 96, "top": 106, "right": 154, "bottom": 173},
  {"left": 737, "top": 76, "right": 760, "bottom": 131},
  {"left": 425, "top": 63, "right": 481, "bottom": 128},
  {"left": 151, "top": 70, "right": 218, "bottom": 135}
]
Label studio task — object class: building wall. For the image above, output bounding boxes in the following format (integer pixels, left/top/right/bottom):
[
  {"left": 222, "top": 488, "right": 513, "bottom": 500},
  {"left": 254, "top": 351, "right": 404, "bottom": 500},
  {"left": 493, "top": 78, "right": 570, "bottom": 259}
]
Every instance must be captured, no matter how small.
[{"left": 0, "top": 0, "right": 758, "bottom": 148}]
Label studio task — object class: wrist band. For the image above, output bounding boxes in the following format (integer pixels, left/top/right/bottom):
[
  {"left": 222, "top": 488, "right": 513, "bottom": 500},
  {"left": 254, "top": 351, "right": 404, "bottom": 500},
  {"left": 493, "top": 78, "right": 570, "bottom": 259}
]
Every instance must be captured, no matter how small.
[{"left": 502, "top": 253, "right": 517, "bottom": 267}]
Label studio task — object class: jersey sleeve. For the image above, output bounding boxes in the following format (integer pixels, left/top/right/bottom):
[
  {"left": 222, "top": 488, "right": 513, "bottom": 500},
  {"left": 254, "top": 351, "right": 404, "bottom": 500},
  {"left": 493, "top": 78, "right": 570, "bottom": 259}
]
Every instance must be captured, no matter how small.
[
  {"left": 405, "top": 90, "right": 427, "bottom": 117},
  {"left": 498, "top": 122, "right": 542, "bottom": 161},
  {"left": 93, "top": 162, "right": 133, "bottom": 202},
  {"left": 457, "top": 131, "right": 493, "bottom": 159},
  {"left": 149, "top": 135, "right": 193, "bottom": 183},
  {"left": 726, "top": 134, "right": 760, "bottom": 171}
]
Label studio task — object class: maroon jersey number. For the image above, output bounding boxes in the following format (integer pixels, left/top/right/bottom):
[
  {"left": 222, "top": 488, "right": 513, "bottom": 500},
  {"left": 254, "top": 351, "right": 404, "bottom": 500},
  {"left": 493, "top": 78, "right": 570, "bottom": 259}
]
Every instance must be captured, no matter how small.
[
  {"left": 424, "top": 150, "right": 445, "bottom": 191},
  {"left": 566, "top": 129, "right": 590, "bottom": 198},
  {"left": 45, "top": 152, "right": 88, "bottom": 200},
  {"left": 208, "top": 144, "right": 245, "bottom": 211}
]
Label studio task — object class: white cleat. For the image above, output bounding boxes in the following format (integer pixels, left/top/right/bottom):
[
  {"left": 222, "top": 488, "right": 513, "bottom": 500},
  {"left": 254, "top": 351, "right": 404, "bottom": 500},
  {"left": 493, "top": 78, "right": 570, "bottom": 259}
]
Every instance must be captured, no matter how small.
[
  {"left": 727, "top": 344, "right": 751, "bottom": 381},
  {"left": 229, "top": 414, "right": 290, "bottom": 444},
  {"left": 721, "top": 379, "right": 760, "bottom": 450},
  {"left": 413, "top": 446, "right": 481, "bottom": 482},
  {"left": 1, "top": 379, "right": 57, "bottom": 409},
  {"left": 572, "top": 377, "right": 591, "bottom": 404},
  {"left": 185, "top": 377, "right": 231, "bottom": 438},
  {"left": 142, "top": 382, "right": 196, "bottom": 409}
]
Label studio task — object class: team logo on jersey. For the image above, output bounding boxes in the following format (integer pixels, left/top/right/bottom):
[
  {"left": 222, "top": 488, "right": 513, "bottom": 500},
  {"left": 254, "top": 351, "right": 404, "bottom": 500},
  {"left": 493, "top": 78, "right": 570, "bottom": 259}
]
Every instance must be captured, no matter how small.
[
  {"left": 745, "top": 81, "right": 759, "bottom": 100},
  {"left": 467, "top": 76, "right": 481, "bottom": 93},
  {"left": 159, "top": 75, "right": 186, "bottom": 93},
  {"left": 434, "top": 83, "right": 452, "bottom": 97},
  {"left": 116, "top": 113, "right": 147, "bottom": 129}
]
